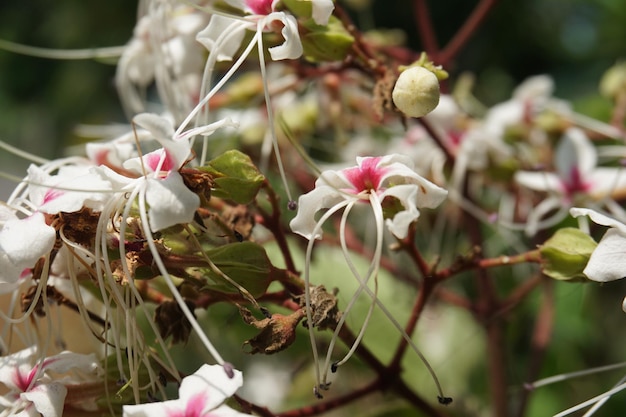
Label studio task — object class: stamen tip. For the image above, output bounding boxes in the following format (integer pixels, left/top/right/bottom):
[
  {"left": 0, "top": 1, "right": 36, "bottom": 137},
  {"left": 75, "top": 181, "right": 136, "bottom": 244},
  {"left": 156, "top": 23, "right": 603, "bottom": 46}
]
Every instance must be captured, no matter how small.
[
  {"left": 313, "top": 386, "right": 323, "bottom": 399},
  {"left": 260, "top": 306, "right": 272, "bottom": 319},
  {"left": 437, "top": 396, "right": 453, "bottom": 405},
  {"left": 331, "top": 362, "right": 339, "bottom": 373},
  {"left": 223, "top": 362, "right": 235, "bottom": 379},
  {"left": 523, "top": 382, "right": 535, "bottom": 391},
  {"left": 288, "top": 200, "right": 298, "bottom": 211}
]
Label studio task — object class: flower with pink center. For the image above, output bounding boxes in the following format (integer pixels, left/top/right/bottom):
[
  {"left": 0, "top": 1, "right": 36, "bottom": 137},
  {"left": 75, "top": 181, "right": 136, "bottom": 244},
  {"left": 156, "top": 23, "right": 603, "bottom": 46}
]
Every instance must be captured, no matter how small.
[
  {"left": 95, "top": 113, "right": 236, "bottom": 232},
  {"left": 196, "top": 0, "right": 333, "bottom": 63},
  {"left": 290, "top": 154, "right": 448, "bottom": 240},
  {"left": 514, "top": 128, "right": 626, "bottom": 235},
  {"left": 0, "top": 346, "right": 101, "bottom": 417},
  {"left": 123, "top": 364, "right": 253, "bottom": 417},
  {"left": 289, "top": 154, "right": 448, "bottom": 397}
]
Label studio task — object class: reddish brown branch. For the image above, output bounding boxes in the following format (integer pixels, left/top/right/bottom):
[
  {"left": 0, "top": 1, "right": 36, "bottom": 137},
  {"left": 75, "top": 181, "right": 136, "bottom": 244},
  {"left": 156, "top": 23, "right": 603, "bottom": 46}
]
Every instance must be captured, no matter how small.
[
  {"left": 438, "top": 0, "right": 499, "bottom": 66},
  {"left": 413, "top": 0, "right": 440, "bottom": 56}
]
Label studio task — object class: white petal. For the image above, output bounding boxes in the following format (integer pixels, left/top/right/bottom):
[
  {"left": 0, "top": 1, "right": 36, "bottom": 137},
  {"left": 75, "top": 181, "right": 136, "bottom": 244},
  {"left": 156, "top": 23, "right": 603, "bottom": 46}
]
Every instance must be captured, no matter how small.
[
  {"left": 145, "top": 173, "right": 200, "bottom": 231},
  {"left": 0, "top": 347, "right": 37, "bottom": 390},
  {"left": 584, "top": 228, "right": 626, "bottom": 282},
  {"left": 27, "top": 165, "right": 112, "bottom": 214},
  {"left": 311, "top": 0, "right": 334, "bottom": 25},
  {"left": 133, "top": 113, "right": 175, "bottom": 141},
  {"left": 377, "top": 156, "right": 448, "bottom": 209},
  {"left": 197, "top": 16, "right": 247, "bottom": 62},
  {"left": 209, "top": 404, "right": 255, "bottom": 417},
  {"left": 570, "top": 207, "right": 626, "bottom": 235},
  {"left": 0, "top": 213, "right": 56, "bottom": 285},
  {"left": 123, "top": 401, "right": 176, "bottom": 417},
  {"left": 267, "top": 14, "right": 303, "bottom": 60},
  {"left": 179, "top": 364, "right": 243, "bottom": 411},
  {"left": 21, "top": 383, "right": 66, "bottom": 417},
  {"left": 588, "top": 167, "right": 626, "bottom": 199},
  {"left": 289, "top": 185, "right": 348, "bottom": 240},
  {"left": 514, "top": 171, "right": 563, "bottom": 193},
  {"left": 40, "top": 351, "right": 100, "bottom": 375},
  {"left": 555, "top": 128, "right": 596, "bottom": 179},
  {"left": 380, "top": 184, "right": 422, "bottom": 239}
]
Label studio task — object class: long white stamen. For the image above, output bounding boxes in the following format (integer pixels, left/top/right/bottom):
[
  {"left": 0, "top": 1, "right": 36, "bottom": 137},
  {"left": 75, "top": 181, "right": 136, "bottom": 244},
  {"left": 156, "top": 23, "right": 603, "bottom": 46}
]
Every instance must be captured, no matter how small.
[
  {"left": 0, "top": 39, "right": 124, "bottom": 60},
  {"left": 582, "top": 374, "right": 626, "bottom": 416},
  {"left": 303, "top": 199, "right": 353, "bottom": 395},
  {"left": 175, "top": 31, "right": 261, "bottom": 138},
  {"left": 320, "top": 200, "right": 380, "bottom": 386},
  {"left": 137, "top": 181, "right": 225, "bottom": 365},
  {"left": 256, "top": 26, "right": 293, "bottom": 204},
  {"left": 116, "top": 186, "right": 181, "bottom": 381},
  {"left": 530, "top": 361, "right": 626, "bottom": 389},
  {"left": 554, "top": 381, "right": 626, "bottom": 417}
]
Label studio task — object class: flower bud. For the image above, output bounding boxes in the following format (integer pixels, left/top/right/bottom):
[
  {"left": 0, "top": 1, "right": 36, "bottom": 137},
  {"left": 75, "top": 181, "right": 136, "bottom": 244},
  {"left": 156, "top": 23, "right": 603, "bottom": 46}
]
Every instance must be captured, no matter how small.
[{"left": 392, "top": 66, "right": 440, "bottom": 118}]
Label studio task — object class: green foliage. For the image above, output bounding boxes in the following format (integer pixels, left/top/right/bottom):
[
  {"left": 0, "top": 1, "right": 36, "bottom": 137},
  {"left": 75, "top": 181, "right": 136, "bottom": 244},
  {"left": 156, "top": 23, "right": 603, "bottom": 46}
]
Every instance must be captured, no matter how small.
[
  {"left": 202, "top": 150, "right": 265, "bottom": 204},
  {"left": 201, "top": 241, "right": 274, "bottom": 298},
  {"left": 300, "top": 16, "right": 354, "bottom": 62}
]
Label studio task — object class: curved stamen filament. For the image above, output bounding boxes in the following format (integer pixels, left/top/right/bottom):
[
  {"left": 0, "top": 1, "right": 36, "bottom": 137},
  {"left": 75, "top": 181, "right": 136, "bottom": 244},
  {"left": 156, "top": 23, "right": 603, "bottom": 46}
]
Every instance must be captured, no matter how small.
[
  {"left": 320, "top": 200, "right": 380, "bottom": 387},
  {"left": 303, "top": 199, "right": 353, "bottom": 396},
  {"left": 137, "top": 182, "right": 225, "bottom": 366}
]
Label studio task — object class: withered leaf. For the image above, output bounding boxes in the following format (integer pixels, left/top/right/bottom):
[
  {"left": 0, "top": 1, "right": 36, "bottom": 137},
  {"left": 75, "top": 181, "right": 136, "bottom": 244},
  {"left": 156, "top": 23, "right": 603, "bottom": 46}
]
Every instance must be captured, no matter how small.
[{"left": 239, "top": 305, "right": 305, "bottom": 355}]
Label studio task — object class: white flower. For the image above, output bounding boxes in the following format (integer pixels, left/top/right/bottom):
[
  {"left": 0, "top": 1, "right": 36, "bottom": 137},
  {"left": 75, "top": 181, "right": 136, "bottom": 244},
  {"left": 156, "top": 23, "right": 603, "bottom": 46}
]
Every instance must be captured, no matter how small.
[
  {"left": 123, "top": 364, "right": 252, "bottom": 417},
  {"left": 1, "top": 161, "right": 112, "bottom": 289},
  {"left": 0, "top": 210, "right": 55, "bottom": 290},
  {"left": 514, "top": 128, "right": 626, "bottom": 235},
  {"left": 115, "top": 6, "right": 208, "bottom": 119},
  {"left": 196, "top": 0, "right": 305, "bottom": 63},
  {"left": 570, "top": 207, "right": 626, "bottom": 311},
  {"left": 0, "top": 347, "right": 101, "bottom": 417},
  {"left": 290, "top": 154, "right": 448, "bottom": 240},
  {"left": 289, "top": 154, "right": 448, "bottom": 397},
  {"left": 95, "top": 113, "right": 235, "bottom": 232}
]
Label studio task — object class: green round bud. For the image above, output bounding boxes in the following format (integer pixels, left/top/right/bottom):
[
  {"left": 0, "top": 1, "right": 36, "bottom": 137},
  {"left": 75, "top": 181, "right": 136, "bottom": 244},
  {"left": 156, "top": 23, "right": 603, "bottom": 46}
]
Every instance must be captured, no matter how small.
[{"left": 392, "top": 66, "right": 440, "bottom": 118}]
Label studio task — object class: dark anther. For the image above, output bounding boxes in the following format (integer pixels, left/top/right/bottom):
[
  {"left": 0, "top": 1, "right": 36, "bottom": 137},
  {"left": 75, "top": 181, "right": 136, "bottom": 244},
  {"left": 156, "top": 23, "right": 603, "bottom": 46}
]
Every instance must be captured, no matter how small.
[
  {"left": 158, "top": 372, "right": 167, "bottom": 387},
  {"left": 260, "top": 306, "right": 272, "bottom": 319},
  {"left": 331, "top": 362, "right": 339, "bottom": 373},
  {"left": 117, "top": 378, "right": 127, "bottom": 386},
  {"left": 287, "top": 200, "right": 297, "bottom": 211},
  {"left": 223, "top": 362, "right": 235, "bottom": 379},
  {"left": 437, "top": 396, "right": 453, "bottom": 405},
  {"left": 523, "top": 382, "right": 534, "bottom": 391},
  {"left": 233, "top": 230, "right": 243, "bottom": 242},
  {"left": 313, "top": 386, "right": 323, "bottom": 399}
]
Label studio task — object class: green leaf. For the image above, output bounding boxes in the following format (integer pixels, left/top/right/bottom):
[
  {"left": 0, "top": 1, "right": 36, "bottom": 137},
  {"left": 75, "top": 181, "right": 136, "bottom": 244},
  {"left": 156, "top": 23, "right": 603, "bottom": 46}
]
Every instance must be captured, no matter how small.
[
  {"left": 201, "top": 150, "right": 265, "bottom": 204},
  {"left": 540, "top": 227, "right": 597, "bottom": 281},
  {"left": 300, "top": 16, "right": 354, "bottom": 62},
  {"left": 201, "top": 242, "right": 273, "bottom": 298}
]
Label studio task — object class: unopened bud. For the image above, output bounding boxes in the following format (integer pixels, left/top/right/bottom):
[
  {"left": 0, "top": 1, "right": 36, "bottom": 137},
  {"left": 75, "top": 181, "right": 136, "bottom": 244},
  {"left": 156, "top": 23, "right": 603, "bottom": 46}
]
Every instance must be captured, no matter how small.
[{"left": 392, "top": 66, "right": 440, "bottom": 118}]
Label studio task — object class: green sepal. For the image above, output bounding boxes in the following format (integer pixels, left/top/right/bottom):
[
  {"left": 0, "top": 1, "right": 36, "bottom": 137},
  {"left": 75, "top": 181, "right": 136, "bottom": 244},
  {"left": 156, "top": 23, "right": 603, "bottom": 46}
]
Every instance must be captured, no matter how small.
[
  {"left": 200, "top": 242, "right": 273, "bottom": 298},
  {"left": 201, "top": 150, "right": 265, "bottom": 204},
  {"left": 281, "top": 0, "right": 318, "bottom": 19},
  {"left": 300, "top": 16, "right": 354, "bottom": 63},
  {"left": 540, "top": 227, "right": 597, "bottom": 281}
]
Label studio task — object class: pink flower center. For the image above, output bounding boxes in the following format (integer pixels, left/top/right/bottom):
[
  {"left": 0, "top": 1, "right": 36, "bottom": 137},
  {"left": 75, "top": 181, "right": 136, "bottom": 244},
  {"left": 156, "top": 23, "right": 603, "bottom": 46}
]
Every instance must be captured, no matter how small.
[
  {"left": 343, "top": 157, "right": 386, "bottom": 194},
  {"left": 246, "top": 0, "right": 273, "bottom": 15},
  {"left": 145, "top": 149, "right": 176, "bottom": 174},
  {"left": 168, "top": 392, "right": 209, "bottom": 417},
  {"left": 563, "top": 166, "right": 591, "bottom": 195}
]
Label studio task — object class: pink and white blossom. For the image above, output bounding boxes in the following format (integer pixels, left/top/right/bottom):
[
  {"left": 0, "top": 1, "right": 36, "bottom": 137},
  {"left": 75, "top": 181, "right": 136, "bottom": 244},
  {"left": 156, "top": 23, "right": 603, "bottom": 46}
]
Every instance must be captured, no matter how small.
[
  {"left": 123, "top": 364, "right": 252, "bottom": 417},
  {"left": 0, "top": 347, "right": 101, "bottom": 417}
]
